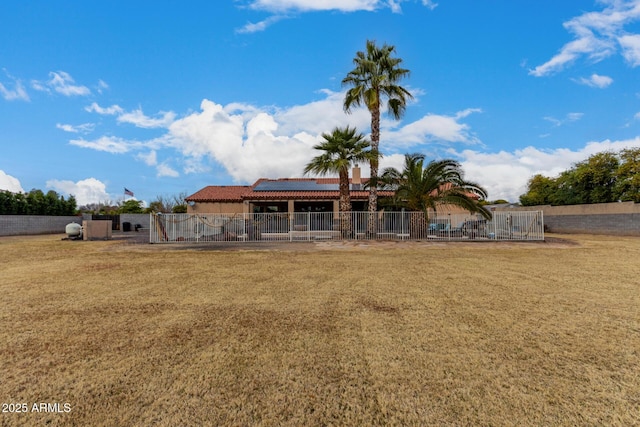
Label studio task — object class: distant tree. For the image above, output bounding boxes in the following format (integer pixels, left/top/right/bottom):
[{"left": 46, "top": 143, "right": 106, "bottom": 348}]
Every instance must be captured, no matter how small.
[
  {"left": 145, "top": 200, "right": 166, "bottom": 214},
  {"left": 0, "top": 191, "right": 9, "bottom": 214},
  {"left": 118, "top": 199, "right": 144, "bottom": 214},
  {"left": 65, "top": 195, "right": 78, "bottom": 215},
  {"left": 25, "top": 190, "right": 44, "bottom": 215},
  {"left": 145, "top": 192, "right": 188, "bottom": 213},
  {"left": 0, "top": 191, "right": 19, "bottom": 214},
  {"left": 519, "top": 149, "right": 636, "bottom": 205},
  {"left": 44, "top": 190, "right": 63, "bottom": 215},
  {"left": 519, "top": 175, "right": 556, "bottom": 206},
  {"left": 572, "top": 152, "right": 618, "bottom": 204},
  {"left": 614, "top": 147, "right": 640, "bottom": 202},
  {"left": 482, "top": 199, "right": 510, "bottom": 205},
  {"left": 172, "top": 204, "right": 187, "bottom": 213},
  {"left": 79, "top": 201, "right": 116, "bottom": 214},
  {"left": 0, "top": 189, "right": 75, "bottom": 215}
]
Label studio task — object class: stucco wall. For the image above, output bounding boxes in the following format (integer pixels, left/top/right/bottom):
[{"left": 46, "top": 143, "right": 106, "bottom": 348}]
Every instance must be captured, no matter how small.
[
  {"left": 493, "top": 202, "right": 640, "bottom": 236},
  {"left": 187, "top": 202, "right": 246, "bottom": 214}
]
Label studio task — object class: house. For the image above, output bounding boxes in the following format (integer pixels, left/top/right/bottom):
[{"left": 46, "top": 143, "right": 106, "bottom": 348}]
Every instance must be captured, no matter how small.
[
  {"left": 186, "top": 167, "right": 474, "bottom": 216},
  {"left": 185, "top": 167, "right": 393, "bottom": 214}
]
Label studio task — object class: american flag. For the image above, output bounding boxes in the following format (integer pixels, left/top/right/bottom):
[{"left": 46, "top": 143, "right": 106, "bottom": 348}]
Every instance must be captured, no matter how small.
[{"left": 124, "top": 188, "right": 134, "bottom": 197}]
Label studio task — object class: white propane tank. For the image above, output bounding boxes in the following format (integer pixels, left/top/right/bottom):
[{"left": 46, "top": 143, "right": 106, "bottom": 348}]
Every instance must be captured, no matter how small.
[{"left": 65, "top": 222, "right": 83, "bottom": 239}]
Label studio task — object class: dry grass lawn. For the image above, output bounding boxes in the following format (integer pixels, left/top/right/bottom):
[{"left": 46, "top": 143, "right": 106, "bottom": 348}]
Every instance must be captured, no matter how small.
[{"left": 0, "top": 234, "right": 639, "bottom": 426}]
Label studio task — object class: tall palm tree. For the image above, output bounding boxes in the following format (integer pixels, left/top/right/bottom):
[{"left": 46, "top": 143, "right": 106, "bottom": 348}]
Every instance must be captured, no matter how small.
[
  {"left": 342, "top": 39, "right": 412, "bottom": 237},
  {"left": 304, "top": 126, "right": 374, "bottom": 237},
  {"left": 380, "top": 153, "right": 492, "bottom": 237}
]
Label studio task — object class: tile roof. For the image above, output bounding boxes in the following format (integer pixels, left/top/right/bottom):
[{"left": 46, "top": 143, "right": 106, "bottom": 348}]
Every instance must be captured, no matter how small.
[
  {"left": 186, "top": 178, "right": 394, "bottom": 203},
  {"left": 186, "top": 185, "right": 252, "bottom": 202}
]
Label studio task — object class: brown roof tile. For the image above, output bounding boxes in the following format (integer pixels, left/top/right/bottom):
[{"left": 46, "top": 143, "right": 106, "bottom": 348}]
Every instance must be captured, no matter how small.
[
  {"left": 187, "top": 178, "right": 394, "bottom": 203},
  {"left": 186, "top": 185, "right": 252, "bottom": 202}
]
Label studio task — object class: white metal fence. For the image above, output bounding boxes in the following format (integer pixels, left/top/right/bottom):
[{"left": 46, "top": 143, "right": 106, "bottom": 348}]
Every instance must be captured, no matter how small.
[{"left": 149, "top": 211, "right": 544, "bottom": 243}]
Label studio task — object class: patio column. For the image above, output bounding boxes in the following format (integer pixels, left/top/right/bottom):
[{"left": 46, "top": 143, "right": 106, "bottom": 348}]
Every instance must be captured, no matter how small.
[{"left": 288, "top": 200, "right": 295, "bottom": 213}]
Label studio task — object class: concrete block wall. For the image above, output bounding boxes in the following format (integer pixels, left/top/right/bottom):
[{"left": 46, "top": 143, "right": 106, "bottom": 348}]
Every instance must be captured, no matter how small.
[
  {"left": 494, "top": 202, "right": 640, "bottom": 236},
  {"left": 543, "top": 213, "right": 640, "bottom": 235},
  {"left": 0, "top": 214, "right": 151, "bottom": 237},
  {"left": 0, "top": 215, "right": 83, "bottom": 236},
  {"left": 119, "top": 214, "right": 150, "bottom": 231}
]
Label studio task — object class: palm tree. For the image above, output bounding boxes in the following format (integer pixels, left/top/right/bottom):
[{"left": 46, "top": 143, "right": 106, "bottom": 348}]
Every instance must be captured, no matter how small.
[
  {"left": 380, "top": 153, "right": 492, "bottom": 238},
  {"left": 342, "top": 39, "right": 412, "bottom": 237},
  {"left": 304, "top": 126, "right": 374, "bottom": 237}
]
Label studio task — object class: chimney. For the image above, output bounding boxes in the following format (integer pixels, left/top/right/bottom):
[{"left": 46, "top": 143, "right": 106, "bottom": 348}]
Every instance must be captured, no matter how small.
[{"left": 352, "top": 165, "right": 361, "bottom": 190}]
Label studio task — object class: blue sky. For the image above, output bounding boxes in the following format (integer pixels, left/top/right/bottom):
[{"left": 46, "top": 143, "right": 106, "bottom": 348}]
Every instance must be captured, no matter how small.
[{"left": 2, "top": 0, "right": 640, "bottom": 205}]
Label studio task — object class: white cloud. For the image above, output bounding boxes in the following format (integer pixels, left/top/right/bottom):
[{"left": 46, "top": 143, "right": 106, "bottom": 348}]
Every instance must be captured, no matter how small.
[
  {"left": 275, "top": 89, "right": 370, "bottom": 135},
  {"left": 33, "top": 71, "right": 91, "bottom": 96},
  {"left": 0, "top": 73, "right": 29, "bottom": 101},
  {"left": 56, "top": 123, "right": 95, "bottom": 134},
  {"left": 30, "top": 80, "right": 47, "bottom": 92},
  {"left": 96, "top": 79, "right": 109, "bottom": 94},
  {"left": 85, "top": 103, "right": 175, "bottom": 128},
  {"left": 574, "top": 73, "right": 614, "bottom": 88},
  {"left": 117, "top": 108, "right": 176, "bottom": 129},
  {"left": 0, "top": 170, "right": 23, "bottom": 192},
  {"left": 456, "top": 136, "right": 640, "bottom": 202},
  {"left": 246, "top": 0, "right": 380, "bottom": 12},
  {"left": 136, "top": 150, "right": 158, "bottom": 166},
  {"left": 46, "top": 177, "right": 111, "bottom": 205},
  {"left": 236, "top": 15, "right": 287, "bottom": 34},
  {"left": 635, "top": 111, "right": 640, "bottom": 120},
  {"left": 237, "top": 0, "right": 438, "bottom": 31},
  {"left": 74, "top": 90, "right": 483, "bottom": 184},
  {"left": 85, "top": 102, "right": 124, "bottom": 115},
  {"left": 166, "top": 100, "right": 316, "bottom": 182},
  {"left": 567, "top": 112, "right": 584, "bottom": 122},
  {"left": 530, "top": 0, "right": 640, "bottom": 76},
  {"left": 69, "top": 136, "right": 135, "bottom": 154},
  {"left": 156, "top": 163, "right": 180, "bottom": 178},
  {"left": 64, "top": 85, "right": 640, "bottom": 204},
  {"left": 422, "top": 0, "right": 437, "bottom": 10},
  {"left": 384, "top": 109, "right": 482, "bottom": 147},
  {"left": 543, "top": 112, "right": 584, "bottom": 127},
  {"left": 618, "top": 33, "right": 640, "bottom": 66},
  {"left": 161, "top": 94, "right": 481, "bottom": 183}
]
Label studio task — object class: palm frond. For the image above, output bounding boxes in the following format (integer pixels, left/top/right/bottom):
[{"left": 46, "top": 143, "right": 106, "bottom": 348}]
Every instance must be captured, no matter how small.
[{"left": 378, "top": 153, "right": 492, "bottom": 218}]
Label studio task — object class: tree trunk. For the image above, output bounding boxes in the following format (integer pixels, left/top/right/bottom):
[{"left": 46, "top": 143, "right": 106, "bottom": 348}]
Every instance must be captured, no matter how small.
[
  {"left": 339, "top": 168, "right": 352, "bottom": 238},
  {"left": 408, "top": 211, "right": 429, "bottom": 239},
  {"left": 367, "top": 100, "right": 380, "bottom": 239}
]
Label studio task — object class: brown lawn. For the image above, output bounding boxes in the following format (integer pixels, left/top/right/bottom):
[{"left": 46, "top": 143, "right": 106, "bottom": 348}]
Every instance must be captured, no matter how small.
[{"left": 0, "top": 234, "right": 638, "bottom": 426}]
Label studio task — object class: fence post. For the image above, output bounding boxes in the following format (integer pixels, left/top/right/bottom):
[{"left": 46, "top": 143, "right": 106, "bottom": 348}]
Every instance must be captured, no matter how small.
[
  {"left": 352, "top": 212, "right": 355, "bottom": 241},
  {"left": 289, "top": 213, "right": 293, "bottom": 242},
  {"left": 149, "top": 213, "right": 154, "bottom": 243}
]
